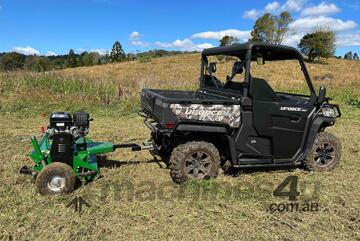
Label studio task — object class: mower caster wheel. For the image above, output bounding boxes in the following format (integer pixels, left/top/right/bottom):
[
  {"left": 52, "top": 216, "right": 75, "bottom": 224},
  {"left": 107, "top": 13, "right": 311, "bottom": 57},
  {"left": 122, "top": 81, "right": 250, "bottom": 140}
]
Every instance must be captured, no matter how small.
[{"left": 36, "top": 162, "right": 76, "bottom": 195}]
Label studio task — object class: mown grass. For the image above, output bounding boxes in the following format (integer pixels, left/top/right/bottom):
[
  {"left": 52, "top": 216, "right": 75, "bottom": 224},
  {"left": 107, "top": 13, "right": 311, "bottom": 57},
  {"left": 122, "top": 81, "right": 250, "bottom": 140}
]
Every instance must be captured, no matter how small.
[{"left": 0, "top": 54, "right": 359, "bottom": 240}]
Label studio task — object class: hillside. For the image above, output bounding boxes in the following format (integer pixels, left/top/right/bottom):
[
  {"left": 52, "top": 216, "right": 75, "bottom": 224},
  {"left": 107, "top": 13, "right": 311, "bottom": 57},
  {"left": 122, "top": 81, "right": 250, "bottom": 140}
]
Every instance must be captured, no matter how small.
[
  {"left": 0, "top": 54, "right": 360, "bottom": 240},
  {"left": 0, "top": 53, "right": 359, "bottom": 116}
]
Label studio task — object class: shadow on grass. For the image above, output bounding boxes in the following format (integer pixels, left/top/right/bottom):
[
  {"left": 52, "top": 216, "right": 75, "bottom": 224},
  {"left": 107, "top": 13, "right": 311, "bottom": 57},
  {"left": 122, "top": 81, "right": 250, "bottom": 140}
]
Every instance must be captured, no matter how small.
[
  {"left": 98, "top": 156, "right": 167, "bottom": 169},
  {"left": 226, "top": 165, "right": 297, "bottom": 177},
  {"left": 99, "top": 155, "right": 298, "bottom": 176},
  {"left": 73, "top": 159, "right": 300, "bottom": 192}
]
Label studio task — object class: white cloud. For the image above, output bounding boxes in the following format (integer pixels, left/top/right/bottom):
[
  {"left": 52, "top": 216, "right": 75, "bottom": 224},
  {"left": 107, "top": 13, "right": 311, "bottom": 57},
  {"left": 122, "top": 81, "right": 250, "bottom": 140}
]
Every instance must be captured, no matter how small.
[
  {"left": 282, "top": 0, "right": 307, "bottom": 12},
  {"left": 290, "top": 16, "right": 357, "bottom": 32},
  {"left": 45, "top": 51, "right": 56, "bottom": 56},
  {"left": 155, "top": 38, "right": 214, "bottom": 51},
  {"left": 13, "top": 46, "right": 40, "bottom": 55},
  {"left": 265, "top": 1, "right": 280, "bottom": 13},
  {"left": 191, "top": 29, "right": 251, "bottom": 41},
  {"left": 129, "top": 31, "right": 141, "bottom": 40},
  {"left": 284, "top": 31, "right": 360, "bottom": 48},
  {"left": 196, "top": 43, "right": 215, "bottom": 49},
  {"left": 128, "top": 31, "right": 149, "bottom": 47},
  {"left": 243, "top": 0, "right": 306, "bottom": 22},
  {"left": 242, "top": 9, "right": 260, "bottom": 20},
  {"left": 336, "top": 32, "right": 360, "bottom": 47},
  {"left": 76, "top": 48, "right": 86, "bottom": 54},
  {"left": 130, "top": 40, "right": 148, "bottom": 47},
  {"left": 301, "top": 2, "right": 340, "bottom": 16},
  {"left": 90, "top": 49, "right": 108, "bottom": 55},
  {"left": 283, "top": 33, "right": 303, "bottom": 46},
  {"left": 155, "top": 42, "right": 173, "bottom": 48},
  {"left": 284, "top": 16, "right": 358, "bottom": 47}
]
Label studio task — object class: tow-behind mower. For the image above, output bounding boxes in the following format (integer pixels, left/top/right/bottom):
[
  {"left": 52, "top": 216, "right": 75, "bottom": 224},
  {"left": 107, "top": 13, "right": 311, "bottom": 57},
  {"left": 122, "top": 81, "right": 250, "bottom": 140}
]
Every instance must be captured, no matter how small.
[{"left": 20, "top": 112, "right": 152, "bottom": 195}]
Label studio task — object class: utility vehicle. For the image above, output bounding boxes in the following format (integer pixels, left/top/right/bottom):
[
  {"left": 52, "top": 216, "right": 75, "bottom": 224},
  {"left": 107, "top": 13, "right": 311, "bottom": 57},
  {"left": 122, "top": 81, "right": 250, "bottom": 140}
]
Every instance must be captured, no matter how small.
[{"left": 141, "top": 42, "right": 341, "bottom": 184}]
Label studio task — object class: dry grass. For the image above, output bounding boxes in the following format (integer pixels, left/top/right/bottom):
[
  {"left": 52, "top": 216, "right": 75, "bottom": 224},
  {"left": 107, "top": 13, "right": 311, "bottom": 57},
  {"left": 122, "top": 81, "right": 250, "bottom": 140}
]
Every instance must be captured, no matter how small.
[{"left": 0, "top": 54, "right": 360, "bottom": 240}]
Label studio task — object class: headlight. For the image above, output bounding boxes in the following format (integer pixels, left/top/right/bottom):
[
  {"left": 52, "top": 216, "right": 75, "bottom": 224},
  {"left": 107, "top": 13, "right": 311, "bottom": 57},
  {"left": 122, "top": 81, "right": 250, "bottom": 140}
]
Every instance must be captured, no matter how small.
[{"left": 321, "top": 107, "right": 336, "bottom": 117}]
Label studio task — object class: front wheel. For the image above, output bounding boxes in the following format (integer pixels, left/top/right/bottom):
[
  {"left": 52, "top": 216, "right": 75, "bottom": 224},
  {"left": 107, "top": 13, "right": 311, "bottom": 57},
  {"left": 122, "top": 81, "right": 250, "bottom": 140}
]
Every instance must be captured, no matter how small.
[
  {"left": 169, "top": 141, "right": 220, "bottom": 184},
  {"left": 304, "top": 132, "right": 341, "bottom": 171},
  {"left": 36, "top": 162, "right": 76, "bottom": 195}
]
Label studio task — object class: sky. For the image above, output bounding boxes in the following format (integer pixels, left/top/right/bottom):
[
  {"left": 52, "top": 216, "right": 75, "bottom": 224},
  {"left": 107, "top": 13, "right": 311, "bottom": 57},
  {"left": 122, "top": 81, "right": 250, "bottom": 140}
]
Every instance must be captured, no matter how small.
[{"left": 0, "top": 0, "right": 359, "bottom": 57}]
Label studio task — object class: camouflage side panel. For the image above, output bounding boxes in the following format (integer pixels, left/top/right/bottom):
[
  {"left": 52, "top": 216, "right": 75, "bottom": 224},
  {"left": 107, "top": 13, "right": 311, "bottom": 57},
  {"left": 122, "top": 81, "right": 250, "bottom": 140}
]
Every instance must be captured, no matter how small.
[{"left": 170, "top": 104, "right": 241, "bottom": 128}]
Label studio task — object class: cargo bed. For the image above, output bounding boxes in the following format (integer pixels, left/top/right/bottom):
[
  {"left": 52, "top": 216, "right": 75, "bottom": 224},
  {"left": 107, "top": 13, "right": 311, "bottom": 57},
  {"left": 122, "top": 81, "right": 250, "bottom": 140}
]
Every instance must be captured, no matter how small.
[{"left": 140, "top": 88, "right": 239, "bottom": 127}]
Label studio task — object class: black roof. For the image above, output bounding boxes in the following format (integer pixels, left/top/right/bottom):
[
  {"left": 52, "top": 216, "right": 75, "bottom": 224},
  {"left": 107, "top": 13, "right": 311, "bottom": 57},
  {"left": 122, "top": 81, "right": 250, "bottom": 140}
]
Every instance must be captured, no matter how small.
[{"left": 202, "top": 42, "right": 303, "bottom": 61}]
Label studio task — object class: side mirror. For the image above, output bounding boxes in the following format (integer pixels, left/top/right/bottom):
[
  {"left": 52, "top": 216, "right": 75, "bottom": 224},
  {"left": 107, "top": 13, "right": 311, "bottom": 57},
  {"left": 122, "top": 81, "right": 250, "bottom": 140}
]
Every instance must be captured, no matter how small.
[
  {"left": 317, "top": 86, "right": 327, "bottom": 103},
  {"left": 257, "top": 57, "right": 265, "bottom": 65},
  {"left": 209, "top": 62, "right": 217, "bottom": 73}
]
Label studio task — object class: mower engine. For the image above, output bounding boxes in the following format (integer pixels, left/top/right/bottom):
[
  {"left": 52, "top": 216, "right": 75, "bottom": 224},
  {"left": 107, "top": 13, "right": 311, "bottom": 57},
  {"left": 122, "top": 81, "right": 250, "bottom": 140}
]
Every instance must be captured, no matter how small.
[{"left": 48, "top": 112, "right": 89, "bottom": 139}]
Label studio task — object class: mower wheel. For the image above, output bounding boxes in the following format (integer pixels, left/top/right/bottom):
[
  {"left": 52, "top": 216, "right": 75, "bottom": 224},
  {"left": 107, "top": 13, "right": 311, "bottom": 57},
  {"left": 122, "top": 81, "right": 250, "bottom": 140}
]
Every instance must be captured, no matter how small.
[
  {"left": 170, "top": 141, "right": 220, "bottom": 184},
  {"left": 36, "top": 162, "right": 76, "bottom": 195},
  {"left": 304, "top": 132, "right": 342, "bottom": 172}
]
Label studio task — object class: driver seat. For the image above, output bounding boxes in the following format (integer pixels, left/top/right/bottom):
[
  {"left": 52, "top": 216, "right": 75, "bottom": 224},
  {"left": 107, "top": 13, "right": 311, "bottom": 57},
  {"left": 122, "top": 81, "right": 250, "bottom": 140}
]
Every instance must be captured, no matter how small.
[
  {"left": 249, "top": 78, "right": 281, "bottom": 102},
  {"left": 203, "top": 74, "right": 222, "bottom": 88}
]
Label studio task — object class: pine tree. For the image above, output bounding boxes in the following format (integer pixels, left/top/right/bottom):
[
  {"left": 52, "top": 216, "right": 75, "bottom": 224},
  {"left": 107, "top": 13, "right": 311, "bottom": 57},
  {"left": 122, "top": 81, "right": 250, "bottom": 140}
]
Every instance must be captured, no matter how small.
[
  {"left": 344, "top": 51, "right": 353, "bottom": 60},
  {"left": 353, "top": 53, "right": 359, "bottom": 60},
  {"left": 67, "top": 49, "right": 77, "bottom": 68},
  {"left": 110, "top": 41, "right": 125, "bottom": 62}
]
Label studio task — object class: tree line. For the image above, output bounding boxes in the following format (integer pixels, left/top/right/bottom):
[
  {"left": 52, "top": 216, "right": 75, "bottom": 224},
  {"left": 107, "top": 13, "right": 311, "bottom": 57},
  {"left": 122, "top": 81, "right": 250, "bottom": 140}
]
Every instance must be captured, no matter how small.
[
  {"left": 0, "top": 41, "right": 190, "bottom": 71},
  {"left": 2, "top": 13, "right": 359, "bottom": 71}
]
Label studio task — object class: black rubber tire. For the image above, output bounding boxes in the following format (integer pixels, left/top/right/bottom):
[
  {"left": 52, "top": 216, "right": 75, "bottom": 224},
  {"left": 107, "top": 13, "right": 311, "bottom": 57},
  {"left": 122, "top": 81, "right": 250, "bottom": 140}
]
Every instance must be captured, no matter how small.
[
  {"left": 304, "top": 132, "right": 341, "bottom": 171},
  {"left": 36, "top": 162, "right": 76, "bottom": 195},
  {"left": 169, "top": 141, "right": 220, "bottom": 184}
]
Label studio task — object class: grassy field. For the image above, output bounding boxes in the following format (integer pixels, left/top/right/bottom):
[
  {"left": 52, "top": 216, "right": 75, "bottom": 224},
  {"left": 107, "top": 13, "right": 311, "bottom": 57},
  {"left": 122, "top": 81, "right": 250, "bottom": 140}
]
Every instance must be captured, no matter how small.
[{"left": 0, "top": 54, "right": 360, "bottom": 240}]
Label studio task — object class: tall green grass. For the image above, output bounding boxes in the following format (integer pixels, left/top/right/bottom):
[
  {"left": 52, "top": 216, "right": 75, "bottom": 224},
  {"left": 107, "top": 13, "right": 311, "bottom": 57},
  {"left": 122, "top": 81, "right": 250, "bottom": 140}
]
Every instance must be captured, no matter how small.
[
  {"left": 0, "top": 72, "right": 140, "bottom": 117},
  {"left": 0, "top": 69, "right": 359, "bottom": 118}
]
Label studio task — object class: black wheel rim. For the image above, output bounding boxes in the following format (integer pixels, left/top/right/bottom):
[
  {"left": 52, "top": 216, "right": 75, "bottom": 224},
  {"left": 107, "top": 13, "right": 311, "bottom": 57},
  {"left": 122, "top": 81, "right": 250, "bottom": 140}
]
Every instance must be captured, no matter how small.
[
  {"left": 314, "top": 143, "right": 335, "bottom": 166},
  {"left": 185, "top": 151, "right": 212, "bottom": 179}
]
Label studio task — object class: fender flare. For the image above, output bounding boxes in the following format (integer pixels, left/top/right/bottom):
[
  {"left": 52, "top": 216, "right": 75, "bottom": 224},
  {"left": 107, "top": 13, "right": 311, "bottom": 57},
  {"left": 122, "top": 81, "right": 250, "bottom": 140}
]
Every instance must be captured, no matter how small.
[
  {"left": 302, "top": 116, "right": 336, "bottom": 158},
  {"left": 174, "top": 124, "right": 237, "bottom": 163}
]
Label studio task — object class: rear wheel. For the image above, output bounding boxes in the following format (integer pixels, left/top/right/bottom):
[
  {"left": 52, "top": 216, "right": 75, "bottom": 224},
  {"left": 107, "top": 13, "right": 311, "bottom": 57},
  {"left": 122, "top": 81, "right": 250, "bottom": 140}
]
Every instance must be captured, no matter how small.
[
  {"left": 170, "top": 141, "right": 220, "bottom": 184},
  {"left": 304, "top": 132, "right": 341, "bottom": 171},
  {"left": 36, "top": 162, "right": 76, "bottom": 195}
]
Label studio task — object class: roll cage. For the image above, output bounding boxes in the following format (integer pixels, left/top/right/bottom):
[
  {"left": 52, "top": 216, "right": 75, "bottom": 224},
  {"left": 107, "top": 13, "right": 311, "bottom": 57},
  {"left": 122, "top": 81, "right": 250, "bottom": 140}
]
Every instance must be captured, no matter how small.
[{"left": 200, "top": 42, "right": 317, "bottom": 103}]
